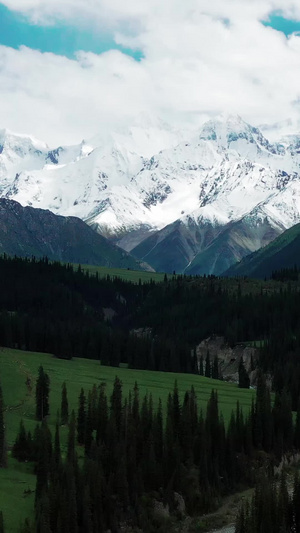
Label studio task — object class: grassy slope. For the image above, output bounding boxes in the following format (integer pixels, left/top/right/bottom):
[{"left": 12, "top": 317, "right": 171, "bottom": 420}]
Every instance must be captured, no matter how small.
[
  {"left": 0, "top": 347, "right": 255, "bottom": 530},
  {"left": 79, "top": 263, "right": 166, "bottom": 283}
]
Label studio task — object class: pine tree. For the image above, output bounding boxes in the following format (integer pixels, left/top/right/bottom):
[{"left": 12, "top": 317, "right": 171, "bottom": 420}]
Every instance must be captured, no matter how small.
[
  {"left": 205, "top": 350, "right": 211, "bottom": 378},
  {"left": 12, "top": 420, "right": 31, "bottom": 462},
  {"left": 84, "top": 392, "right": 93, "bottom": 456},
  {"left": 35, "top": 421, "right": 52, "bottom": 505},
  {"left": 238, "top": 359, "right": 250, "bottom": 389},
  {"left": 0, "top": 383, "right": 7, "bottom": 467},
  {"left": 35, "top": 366, "right": 50, "bottom": 421},
  {"left": 61, "top": 382, "right": 69, "bottom": 425},
  {"left": 54, "top": 422, "right": 61, "bottom": 468},
  {"left": 212, "top": 355, "right": 219, "bottom": 380},
  {"left": 77, "top": 389, "right": 86, "bottom": 445},
  {"left": 96, "top": 383, "right": 108, "bottom": 444},
  {"left": 199, "top": 356, "right": 204, "bottom": 376},
  {"left": 67, "top": 410, "right": 76, "bottom": 464},
  {"left": 110, "top": 376, "right": 123, "bottom": 434}
]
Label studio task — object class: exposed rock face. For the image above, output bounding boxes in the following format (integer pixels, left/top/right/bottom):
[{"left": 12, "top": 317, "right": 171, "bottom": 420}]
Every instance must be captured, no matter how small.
[{"left": 195, "top": 335, "right": 259, "bottom": 384}]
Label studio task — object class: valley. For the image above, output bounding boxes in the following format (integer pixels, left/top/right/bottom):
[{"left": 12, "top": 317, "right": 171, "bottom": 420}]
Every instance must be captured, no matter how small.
[{"left": 0, "top": 257, "right": 299, "bottom": 531}]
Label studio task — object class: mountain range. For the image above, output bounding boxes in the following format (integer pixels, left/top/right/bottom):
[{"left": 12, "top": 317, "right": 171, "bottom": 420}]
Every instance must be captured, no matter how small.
[
  {"left": 0, "top": 198, "right": 147, "bottom": 270},
  {"left": 1, "top": 115, "right": 300, "bottom": 274}
]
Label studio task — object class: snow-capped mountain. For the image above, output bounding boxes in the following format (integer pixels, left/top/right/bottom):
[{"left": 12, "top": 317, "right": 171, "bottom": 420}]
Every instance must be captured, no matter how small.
[{"left": 1, "top": 114, "right": 300, "bottom": 274}]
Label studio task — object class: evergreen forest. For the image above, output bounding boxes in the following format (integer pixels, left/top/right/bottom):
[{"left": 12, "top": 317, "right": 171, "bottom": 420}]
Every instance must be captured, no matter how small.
[{"left": 0, "top": 255, "right": 300, "bottom": 530}]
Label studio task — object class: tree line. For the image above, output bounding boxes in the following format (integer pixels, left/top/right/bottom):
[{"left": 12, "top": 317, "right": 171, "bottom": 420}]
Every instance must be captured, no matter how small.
[{"left": 1, "top": 256, "right": 300, "bottom": 395}]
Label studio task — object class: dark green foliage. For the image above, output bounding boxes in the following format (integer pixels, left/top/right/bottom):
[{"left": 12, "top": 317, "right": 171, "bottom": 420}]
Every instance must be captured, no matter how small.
[
  {"left": 60, "top": 382, "right": 68, "bottom": 425},
  {"left": 0, "top": 383, "right": 6, "bottom": 467},
  {"left": 238, "top": 359, "right": 250, "bottom": 389},
  {"left": 19, "top": 518, "right": 33, "bottom": 533},
  {"left": 110, "top": 376, "right": 123, "bottom": 434},
  {"left": 67, "top": 411, "right": 76, "bottom": 464},
  {"left": 77, "top": 389, "right": 86, "bottom": 445},
  {"left": 19, "top": 375, "right": 299, "bottom": 533},
  {"left": 0, "top": 511, "right": 4, "bottom": 533},
  {"left": 205, "top": 351, "right": 211, "bottom": 378},
  {"left": 12, "top": 420, "right": 32, "bottom": 462},
  {"left": 35, "top": 421, "right": 52, "bottom": 506},
  {"left": 235, "top": 471, "right": 299, "bottom": 533},
  {"left": 1, "top": 254, "right": 300, "bottom": 389},
  {"left": 35, "top": 367, "right": 50, "bottom": 421}
]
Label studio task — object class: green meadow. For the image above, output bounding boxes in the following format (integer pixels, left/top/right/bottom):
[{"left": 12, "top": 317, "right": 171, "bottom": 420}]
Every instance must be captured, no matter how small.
[
  {"left": 79, "top": 263, "right": 167, "bottom": 283},
  {"left": 0, "top": 347, "right": 256, "bottom": 531}
]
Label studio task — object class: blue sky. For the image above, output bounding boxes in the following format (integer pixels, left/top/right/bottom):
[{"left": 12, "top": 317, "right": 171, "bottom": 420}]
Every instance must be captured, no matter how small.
[
  {"left": 0, "top": 3, "right": 299, "bottom": 61},
  {"left": 0, "top": 3, "right": 143, "bottom": 60},
  {"left": 263, "top": 13, "right": 300, "bottom": 36}
]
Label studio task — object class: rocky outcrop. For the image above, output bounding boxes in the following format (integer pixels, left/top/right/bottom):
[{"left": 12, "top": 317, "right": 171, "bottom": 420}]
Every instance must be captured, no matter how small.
[{"left": 195, "top": 335, "right": 259, "bottom": 385}]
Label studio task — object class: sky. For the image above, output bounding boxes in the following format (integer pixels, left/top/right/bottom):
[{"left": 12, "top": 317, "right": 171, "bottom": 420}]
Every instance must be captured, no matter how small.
[{"left": 1, "top": 1, "right": 300, "bottom": 146}]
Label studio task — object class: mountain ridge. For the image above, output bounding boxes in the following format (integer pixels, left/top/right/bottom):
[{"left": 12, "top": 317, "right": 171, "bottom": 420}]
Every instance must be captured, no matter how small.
[
  {"left": 1, "top": 115, "right": 300, "bottom": 274},
  {"left": 0, "top": 198, "right": 148, "bottom": 270},
  {"left": 223, "top": 222, "right": 300, "bottom": 279}
]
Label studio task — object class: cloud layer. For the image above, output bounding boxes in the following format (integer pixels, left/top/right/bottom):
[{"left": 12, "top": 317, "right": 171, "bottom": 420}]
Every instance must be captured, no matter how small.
[{"left": 1, "top": 0, "right": 300, "bottom": 145}]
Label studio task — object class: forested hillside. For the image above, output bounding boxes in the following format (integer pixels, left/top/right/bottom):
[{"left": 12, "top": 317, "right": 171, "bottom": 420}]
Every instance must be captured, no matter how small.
[
  {"left": 0, "top": 255, "right": 300, "bottom": 404},
  {"left": 1, "top": 256, "right": 300, "bottom": 530}
]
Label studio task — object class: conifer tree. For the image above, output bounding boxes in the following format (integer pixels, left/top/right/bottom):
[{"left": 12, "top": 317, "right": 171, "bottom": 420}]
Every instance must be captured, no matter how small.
[
  {"left": 77, "top": 389, "right": 86, "bottom": 445},
  {"left": 212, "top": 355, "right": 219, "bottom": 380},
  {"left": 238, "top": 359, "right": 250, "bottom": 389},
  {"left": 0, "top": 383, "right": 7, "bottom": 467},
  {"left": 96, "top": 383, "right": 108, "bottom": 444},
  {"left": 67, "top": 410, "right": 76, "bottom": 464},
  {"left": 110, "top": 376, "right": 123, "bottom": 434},
  {"left": 84, "top": 392, "right": 93, "bottom": 456},
  {"left": 12, "top": 420, "right": 31, "bottom": 462},
  {"left": 60, "top": 382, "right": 69, "bottom": 425},
  {"left": 205, "top": 350, "right": 211, "bottom": 378},
  {"left": 35, "top": 422, "right": 52, "bottom": 505},
  {"left": 35, "top": 366, "right": 50, "bottom": 421},
  {"left": 54, "top": 422, "right": 61, "bottom": 468}
]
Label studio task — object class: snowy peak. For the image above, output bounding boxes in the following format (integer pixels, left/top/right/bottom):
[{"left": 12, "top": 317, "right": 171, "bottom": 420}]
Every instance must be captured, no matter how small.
[
  {"left": 1, "top": 115, "right": 300, "bottom": 273},
  {"left": 198, "top": 114, "right": 279, "bottom": 157}
]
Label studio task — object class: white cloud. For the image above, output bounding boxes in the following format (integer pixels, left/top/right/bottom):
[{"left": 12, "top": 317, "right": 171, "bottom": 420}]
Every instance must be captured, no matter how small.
[{"left": 1, "top": 0, "right": 300, "bottom": 145}]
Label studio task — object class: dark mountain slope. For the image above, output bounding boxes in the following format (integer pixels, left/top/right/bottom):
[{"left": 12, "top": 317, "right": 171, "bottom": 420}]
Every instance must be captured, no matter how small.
[
  {"left": 0, "top": 198, "right": 146, "bottom": 270},
  {"left": 224, "top": 222, "right": 300, "bottom": 278},
  {"left": 132, "top": 213, "right": 281, "bottom": 275},
  {"left": 185, "top": 216, "right": 281, "bottom": 276}
]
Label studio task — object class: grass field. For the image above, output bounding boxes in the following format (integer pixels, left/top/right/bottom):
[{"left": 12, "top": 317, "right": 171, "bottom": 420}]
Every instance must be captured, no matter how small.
[
  {"left": 79, "top": 264, "right": 167, "bottom": 283},
  {"left": 0, "top": 347, "right": 256, "bottom": 530}
]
